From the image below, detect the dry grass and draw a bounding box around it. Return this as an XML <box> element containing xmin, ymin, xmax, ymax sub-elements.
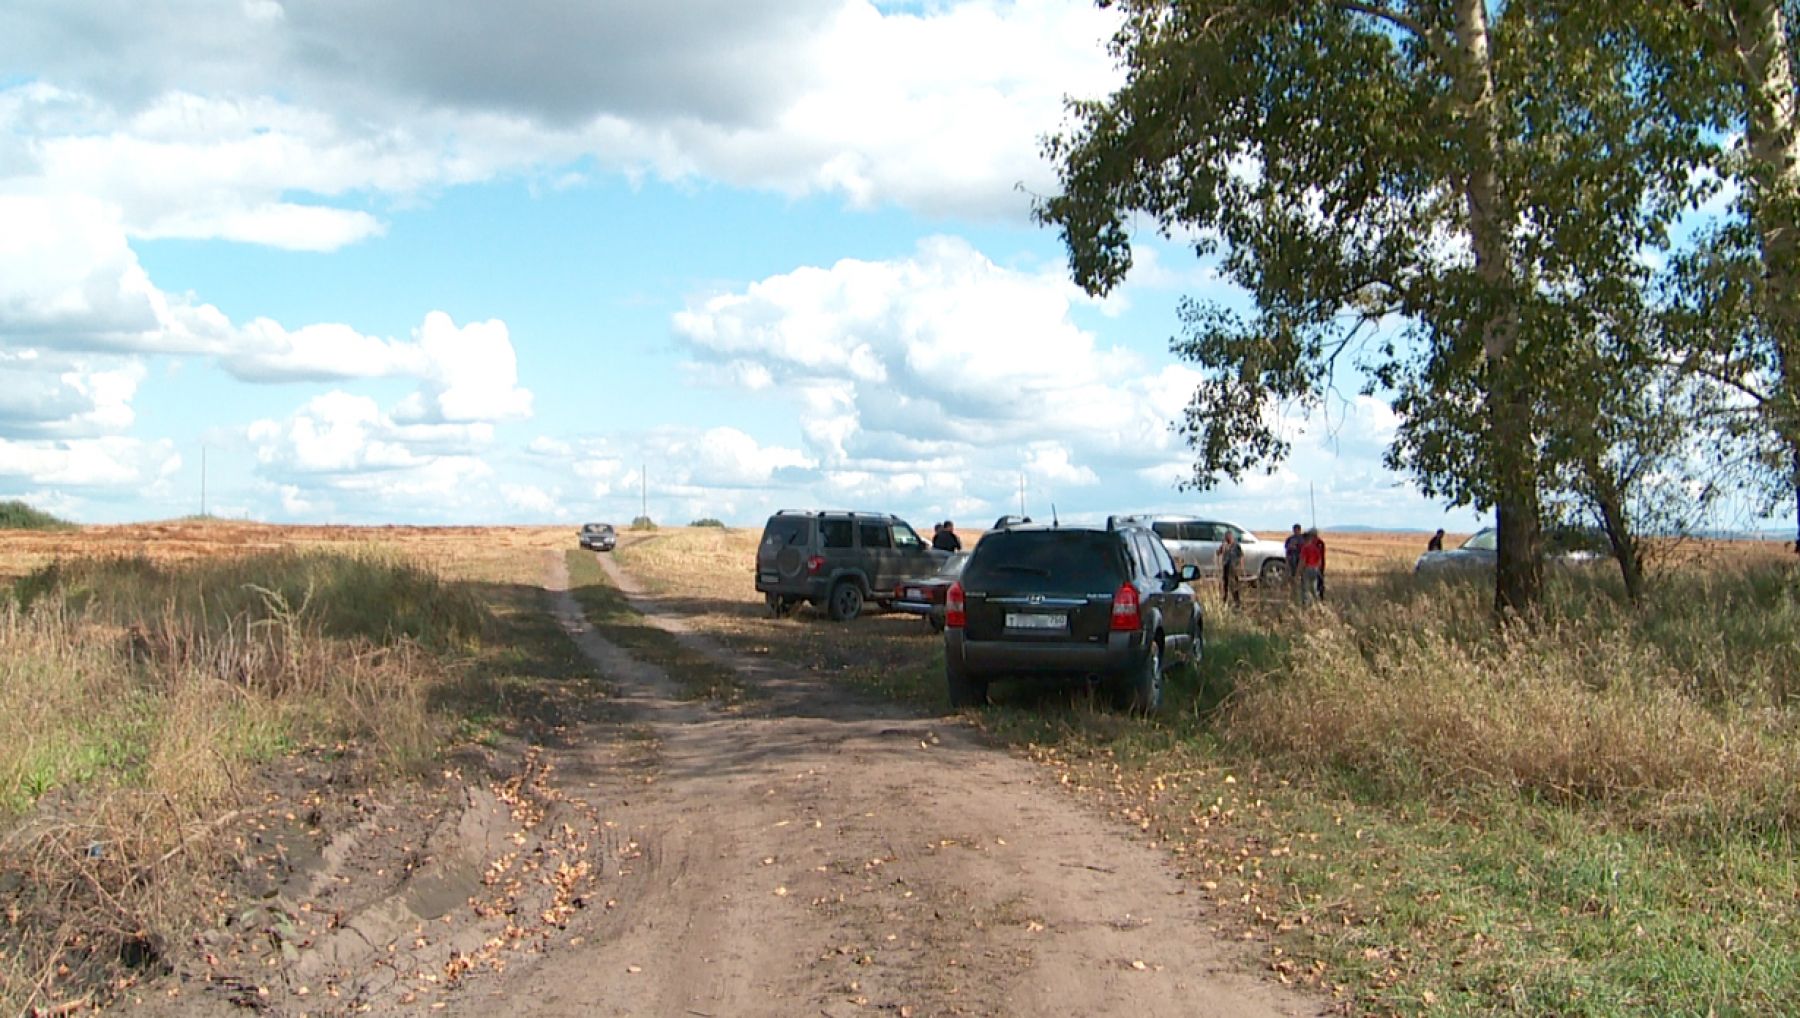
<box><xmin>0</xmin><ymin>544</ymin><xmax>516</xmax><ymax>1013</ymax></box>
<box><xmin>1228</xmin><ymin>614</ymin><xmax>1800</xmax><ymax>830</ymax></box>
<box><xmin>0</xmin><ymin>518</ymin><xmax>579</xmax><ymax>587</ymax></box>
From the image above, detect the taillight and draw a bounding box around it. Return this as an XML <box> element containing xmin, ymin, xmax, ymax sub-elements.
<box><xmin>945</xmin><ymin>582</ymin><xmax>966</xmax><ymax>629</ymax></box>
<box><xmin>1110</xmin><ymin>583</ymin><xmax>1141</xmax><ymax>632</ymax></box>
<box><xmin>806</xmin><ymin>555</ymin><xmax>826</xmax><ymax>575</ymax></box>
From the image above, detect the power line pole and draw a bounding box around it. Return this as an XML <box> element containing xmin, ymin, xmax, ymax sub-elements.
<box><xmin>641</xmin><ymin>463</ymin><xmax>648</xmax><ymax>521</ymax></box>
<box><xmin>201</xmin><ymin>445</ymin><xmax>207</xmax><ymax>518</ymax></box>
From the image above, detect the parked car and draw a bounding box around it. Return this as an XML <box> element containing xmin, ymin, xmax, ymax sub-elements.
<box><xmin>578</xmin><ymin>523</ymin><xmax>616</xmax><ymax>552</ymax></box>
<box><xmin>1413</xmin><ymin>526</ymin><xmax>1610</xmax><ymax>576</ymax></box>
<box><xmin>754</xmin><ymin>510</ymin><xmax>947</xmax><ymax>621</ymax></box>
<box><xmin>1112</xmin><ymin>514</ymin><xmax>1289</xmax><ymax>583</ymax></box>
<box><xmin>890</xmin><ymin>552</ymin><xmax>970</xmax><ymax>630</ymax></box>
<box><xmin>944</xmin><ymin>518</ymin><xmax>1202</xmax><ymax>714</ymax></box>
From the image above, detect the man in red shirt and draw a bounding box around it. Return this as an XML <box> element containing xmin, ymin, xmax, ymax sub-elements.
<box><xmin>1300</xmin><ymin>529</ymin><xmax>1327</xmax><ymax>606</ymax></box>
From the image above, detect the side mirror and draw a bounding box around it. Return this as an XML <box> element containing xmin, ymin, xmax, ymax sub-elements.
<box><xmin>1179</xmin><ymin>564</ymin><xmax>1200</xmax><ymax>582</ymax></box>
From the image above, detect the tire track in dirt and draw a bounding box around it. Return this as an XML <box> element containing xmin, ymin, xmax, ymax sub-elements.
<box><xmin>439</xmin><ymin>550</ymin><xmax>1323</xmax><ymax>1018</ymax></box>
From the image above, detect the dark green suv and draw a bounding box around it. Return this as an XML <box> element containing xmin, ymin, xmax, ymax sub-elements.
<box><xmin>944</xmin><ymin>519</ymin><xmax>1202</xmax><ymax>713</ymax></box>
<box><xmin>754</xmin><ymin>510</ymin><xmax>947</xmax><ymax>621</ymax></box>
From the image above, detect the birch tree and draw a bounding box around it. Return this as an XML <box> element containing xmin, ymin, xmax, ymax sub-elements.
<box><xmin>1038</xmin><ymin>0</ymin><xmax>1702</xmax><ymax>613</ymax></box>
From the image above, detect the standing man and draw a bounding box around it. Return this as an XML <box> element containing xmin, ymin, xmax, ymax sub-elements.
<box><xmin>932</xmin><ymin>520</ymin><xmax>962</xmax><ymax>553</ymax></box>
<box><xmin>1300</xmin><ymin>529</ymin><xmax>1326</xmax><ymax>607</ymax></box>
<box><xmin>1219</xmin><ymin>528</ymin><xmax>1244</xmax><ymax>607</ymax></box>
<box><xmin>1283</xmin><ymin>523</ymin><xmax>1305</xmax><ymax>602</ymax></box>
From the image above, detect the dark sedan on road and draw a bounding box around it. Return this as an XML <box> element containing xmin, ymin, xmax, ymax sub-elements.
<box><xmin>890</xmin><ymin>552</ymin><xmax>969</xmax><ymax>630</ymax></box>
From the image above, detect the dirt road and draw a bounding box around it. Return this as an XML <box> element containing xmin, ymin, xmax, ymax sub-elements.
<box><xmin>425</xmin><ymin>553</ymin><xmax>1316</xmax><ymax>1018</ymax></box>
<box><xmin>127</xmin><ymin>551</ymin><xmax>1320</xmax><ymax>1017</ymax></box>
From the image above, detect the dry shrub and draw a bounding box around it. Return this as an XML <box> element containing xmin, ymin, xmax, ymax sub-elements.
<box><xmin>1226</xmin><ymin>613</ymin><xmax>1800</xmax><ymax>832</ymax></box>
<box><xmin>2</xmin><ymin>784</ymin><xmax>236</xmax><ymax>1013</ymax></box>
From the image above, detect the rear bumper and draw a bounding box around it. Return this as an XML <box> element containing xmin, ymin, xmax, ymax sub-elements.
<box><xmin>755</xmin><ymin>574</ymin><xmax>829</xmax><ymax>601</ymax></box>
<box><xmin>947</xmin><ymin>629</ymin><xmax>1147</xmax><ymax>677</ymax></box>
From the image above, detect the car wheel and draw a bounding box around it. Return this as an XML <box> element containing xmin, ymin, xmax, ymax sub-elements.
<box><xmin>1259</xmin><ymin>559</ymin><xmax>1288</xmax><ymax>585</ymax></box>
<box><xmin>765</xmin><ymin>592</ymin><xmax>795</xmax><ymax>618</ymax></box>
<box><xmin>827</xmin><ymin>581</ymin><xmax>864</xmax><ymax>622</ymax></box>
<box><xmin>946</xmin><ymin>657</ymin><xmax>988</xmax><ymax>708</ymax></box>
<box><xmin>1121</xmin><ymin>641</ymin><xmax>1163</xmax><ymax>716</ymax></box>
<box><xmin>1188</xmin><ymin>613</ymin><xmax>1204</xmax><ymax>665</ymax></box>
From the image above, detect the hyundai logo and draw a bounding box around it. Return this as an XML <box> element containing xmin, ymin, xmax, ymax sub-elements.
<box><xmin>1028</xmin><ymin>594</ymin><xmax>1044</xmax><ymax>604</ymax></box>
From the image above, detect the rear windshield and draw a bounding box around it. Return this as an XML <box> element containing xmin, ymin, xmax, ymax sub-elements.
<box><xmin>962</xmin><ymin>531</ymin><xmax>1123</xmax><ymax>592</ymax></box>
<box><xmin>761</xmin><ymin>516</ymin><xmax>810</xmax><ymax>548</ymax></box>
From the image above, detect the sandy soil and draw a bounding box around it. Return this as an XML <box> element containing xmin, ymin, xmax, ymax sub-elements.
<box><xmin>121</xmin><ymin>545</ymin><xmax>1322</xmax><ymax>1017</ymax></box>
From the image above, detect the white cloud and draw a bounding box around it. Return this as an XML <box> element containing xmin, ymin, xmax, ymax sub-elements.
<box><xmin>0</xmin><ymin>352</ymin><xmax>144</xmax><ymax>438</ymax></box>
<box><xmin>501</xmin><ymin>483</ymin><xmax>569</xmax><ymax>519</ymax></box>
<box><xmin>404</xmin><ymin>312</ymin><xmax>534</xmax><ymax>423</ymax></box>
<box><xmin>1023</xmin><ymin>442</ymin><xmax>1099</xmax><ymax>486</ymax></box>
<box><xmin>0</xmin><ymin>435</ymin><xmax>179</xmax><ymax>488</ymax></box>
<box><xmin>3</xmin><ymin>1</ymin><xmax>1121</xmax><ymax>251</ymax></box>
<box><xmin>246</xmin><ymin>390</ymin><xmax>498</xmax><ymax>487</ymax></box>
<box><xmin>660</xmin><ymin>235</ymin><xmax>1461</xmax><ymax>528</ymax></box>
<box><xmin>674</xmin><ymin>236</ymin><xmax>1181</xmax><ymax>478</ymax></box>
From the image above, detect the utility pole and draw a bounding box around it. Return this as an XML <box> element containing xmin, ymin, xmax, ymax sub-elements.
<box><xmin>641</xmin><ymin>463</ymin><xmax>648</xmax><ymax>521</ymax></box>
<box><xmin>1309</xmin><ymin>482</ymin><xmax>1317</xmax><ymax>530</ymax></box>
<box><xmin>1019</xmin><ymin>472</ymin><xmax>1026</xmax><ymax>517</ymax></box>
<box><xmin>201</xmin><ymin>445</ymin><xmax>207</xmax><ymax>518</ymax></box>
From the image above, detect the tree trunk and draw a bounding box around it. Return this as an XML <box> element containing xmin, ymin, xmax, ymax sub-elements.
<box><xmin>1588</xmin><ymin>465</ymin><xmax>1645</xmax><ymax>602</ymax></box>
<box><xmin>1735</xmin><ymin>0</ymin><xmax>1800</xmax><ymax>552</ymax></box>
<box><xmin>1453</xmin><ymin>0</ymin><xmax>1543</xmax><ymax>614</ymax></box>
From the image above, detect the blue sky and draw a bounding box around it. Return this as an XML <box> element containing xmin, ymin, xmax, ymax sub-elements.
<box><xmin>1</xmin><ymin>0</ymin><xmax>1485</xmax><ymax>532</ymax></box>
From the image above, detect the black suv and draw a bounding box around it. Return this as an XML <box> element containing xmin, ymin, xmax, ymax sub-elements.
<box><xmin>943</xmin><ymin>519</ymin><xmax>1202</xmax><ymax>713</ymax></box>
<box><xmin>755</xmin><ymin>511</ymin><xmax>947</xmax><ymax>621</ymax></box>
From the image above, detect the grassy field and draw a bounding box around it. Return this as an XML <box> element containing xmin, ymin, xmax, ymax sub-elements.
<box><xmin>618</xmin><ymin>525</ymin><xmax>1800</xmax><ymax>1016</ymax></box>
<box><xmin>6</xmin><ymin>516</ymin><xmax>1793</xmax><ymax>1014</ymax></box>
<box><xmin>0</xmin><ymin>523</ymin><xmax>594</xmax><ymax>1013</ymax></box>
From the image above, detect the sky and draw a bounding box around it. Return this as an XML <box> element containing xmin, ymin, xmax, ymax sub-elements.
<box><xmin>0</xmin><ymin>0</ymin><xmax>1487</xmax><ymax>533</ymax></box>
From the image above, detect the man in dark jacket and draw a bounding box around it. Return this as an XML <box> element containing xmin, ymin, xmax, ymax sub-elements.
<box><xmin>1283</xmin><ymin>524</ymin><xmax>1304</xmax><ymax>601</ymax></box>
<box><xmin>931</xmin><ymin>520</ymin><xmax>962</xmax><ymax>552</ymax></box>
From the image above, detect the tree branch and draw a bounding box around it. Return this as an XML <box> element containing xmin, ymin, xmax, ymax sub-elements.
<box><xmin>1331</xmin><ymin>0</ymin><xmax>1433</xmax><ymax>42</ymax></box>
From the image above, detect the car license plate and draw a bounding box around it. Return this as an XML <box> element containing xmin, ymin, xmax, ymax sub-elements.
<box><xmin>1006</xmin><ymin>612</ymin><xmax>1066</xmax><ymax>631</ymax></box>
<box><xmin>906</xmin><ymin>587</ymin><xmax>923</xmax><ymax>599</ymax></box>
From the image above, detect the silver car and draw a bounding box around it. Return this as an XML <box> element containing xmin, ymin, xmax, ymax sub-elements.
<box><xmin>1113</xmin><ymin>514</ymin><xmax>1290</xmax><ymax>584</ymax></box>
<box><xmin>1414</xmin><ymin>527</ymin><xmax>1608</xmax><ymax>576</ymax></box>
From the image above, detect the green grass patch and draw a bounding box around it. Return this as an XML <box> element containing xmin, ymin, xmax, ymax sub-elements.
<box><xmin>564</xmin><ymin>550</ymin><xmax>746</xmax><ymax>703</ymax></box>
<box><xmin>0</xmin><ymin>500</ymin><xmax>72</xmax><ymax>530</ymax></box>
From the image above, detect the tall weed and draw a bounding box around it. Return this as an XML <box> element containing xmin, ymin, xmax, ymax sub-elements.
<box><xmin>1224</xmin><ymin>563</ymin><xmax>1800</xmax><ymax>833</ymax></box>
